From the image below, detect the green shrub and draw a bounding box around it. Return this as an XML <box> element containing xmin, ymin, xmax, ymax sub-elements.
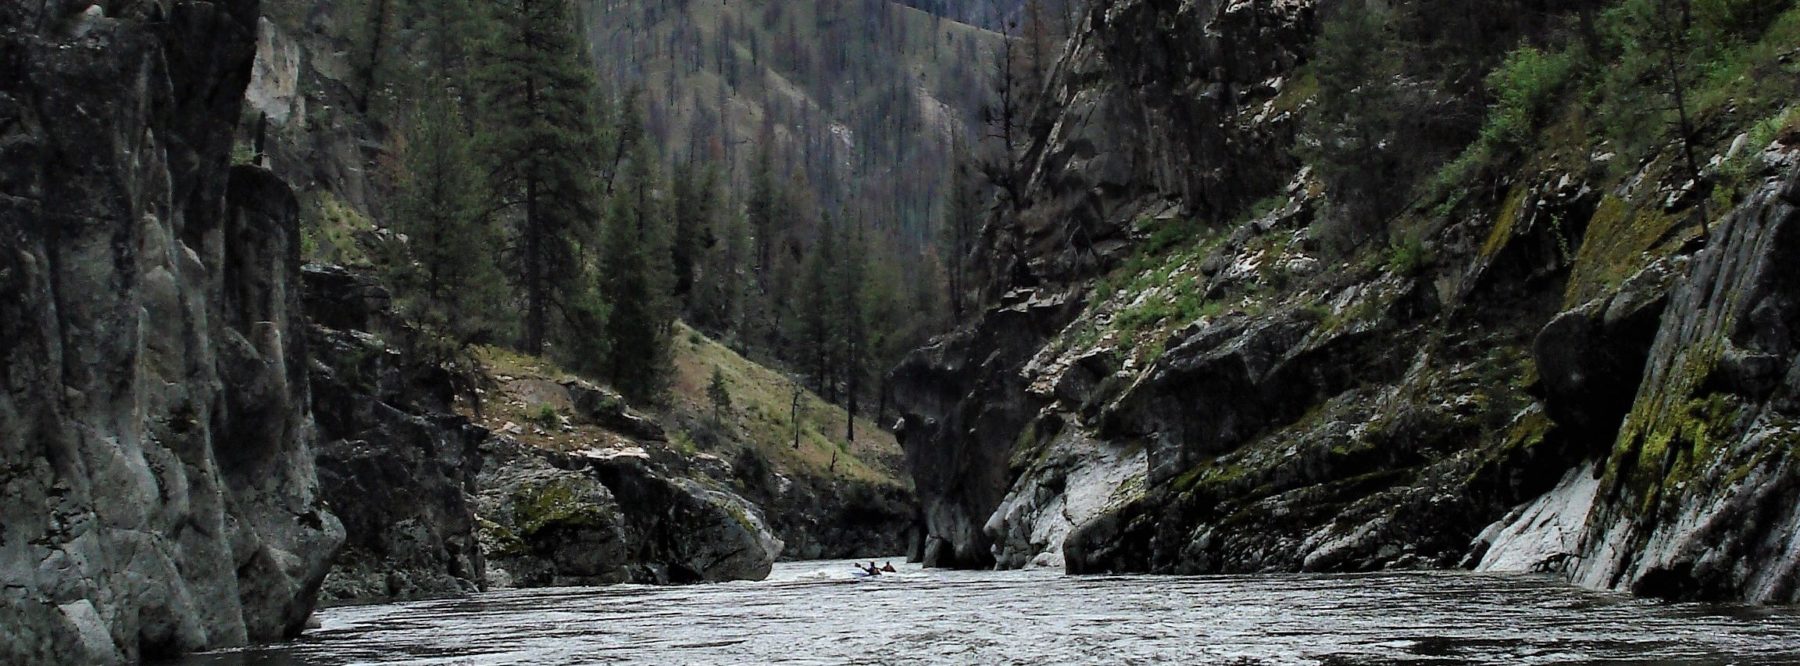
<box><xmin>532</xmin><ymin>404</ymin><xmax>561</xmax><ymax>428</ymax></box>
<box><xmin>1142</xmin><ymin>216</ymin><xmax>1204</xmax><ymax>257</ymax></box>
<box><xmin>1386</xmin><ymin>237</ymin><xmax>1431</xmax><ymax>276</ymax></box>
<box><xmin>1714</xmin><ymin>105</ymin><xmax>1800</xmax><ymax>204</ymax></box>
<box><xmin>1482</xmin><ymin>47</ymin><xmax>1577</xmax><ymax>149</ymax></box>
<box><xmin>1423</xmin><ymin>46</ymin><xmax>1575</xmax><ymax>210</ymax></box>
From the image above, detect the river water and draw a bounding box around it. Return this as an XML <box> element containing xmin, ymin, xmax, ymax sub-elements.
<box><xmin>167</xmin><ymin>559</ymin><xmax>1800</xmax><ymax>665</ymax></box>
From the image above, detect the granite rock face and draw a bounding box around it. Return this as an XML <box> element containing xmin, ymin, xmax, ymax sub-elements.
<box><xmin>0</xmin><ymin>2</ymin><xmax>343</xmax><ymax>661</ymax></box>
<box><xmin>895</xmin><ymin>0</ymin><xmax>1324</xmax><ymax>573</ymax></box>
<box><xmin>1563</xmin><ymin>164</ymin><xmax>1800</xmax><ymax>602</ymax></box>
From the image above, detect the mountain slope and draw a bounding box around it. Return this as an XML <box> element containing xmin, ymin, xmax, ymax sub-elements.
<box><xmin>582</xmin><ymin>0</ymin><xmax>999</xmax><ymax>245</ymax></box>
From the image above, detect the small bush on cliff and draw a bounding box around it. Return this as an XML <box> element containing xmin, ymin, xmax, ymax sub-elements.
<box><xmin>1483</xmin><ymin>47</ymin><xmax>1579</xmax><ymax>150</ymax></box>
<box><xmin>1385</xmin><ymin>236</ymin><xmax>1432</xmax><ymax>277</ymax></box>
<box><xmin>532</xmin><ymin>404</ymin><xmax>561</xmax><ymax>429</ymax></box>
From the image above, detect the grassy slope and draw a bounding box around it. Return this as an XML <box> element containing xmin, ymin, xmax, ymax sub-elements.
<box><xmin>667</xmin><ymin>322</ymin><xmax>908</xmax><ymax>488</ymax></box>
<box><xmin>473</xmin><ymin>322</ymin><xmax>909</xmax><ymax>491</ymax></box>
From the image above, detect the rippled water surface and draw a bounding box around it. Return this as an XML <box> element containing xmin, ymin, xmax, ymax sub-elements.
<box><xmin>168</xmin><ymin>560</ymin><xmax>1800</xmax><ymax>665</ymax></box>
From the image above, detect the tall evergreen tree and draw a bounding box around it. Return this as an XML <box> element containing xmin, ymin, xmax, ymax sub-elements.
<box><xmin>352</xmin><ymin>0</ymin><xmax>400</xmax><ymax>114</ymax></box>
<box><xmin>692</xmin><ymin>208</ymin><xmax>749</xmax><ymax>339</ymax></box>
<box><xmin>476</xmin><ymin>0</ymin><xmax>601</xmax><ymax>355</ymax></box>
<box><xmin>671</xmin><ymin>159</ymin><xmax>719</xmax><ymax>305</ymax></box>
<box><xmin>839</xmin><ymin>222</ymin><xmax>871</xmax><ymax>441</ymax></box>
<box><xmin>940</xmin><ymin>145</ymin><xmax>982</xmax><ymax>323</ymax></box>
<box><xmin>410</xmin><ymin>0</ymin><xmax>483</xmax><ymax>120</ymax></box>
<box><xmin>746</xmin><ymin>142</ymin><xmax>780</xmax><ymax>280</ymax></box>
<box><xmin>1300</xmin><ymin>1</ymin><xmax>1406</xmax><ymax>241</ymax></box>
<box><xmin>598</xmin><ymin>110</ymin><xmax>676</xmax><ymax>400</ymax></box>
<box><xmin>387</xmin><ymin>90</ymin><xmax>506</xmax><ymax>345</ymax></box>
<box><xmin>797</xmin><ymin>214</ymin><xmax>841</xmax><ymax>397</ymax></box>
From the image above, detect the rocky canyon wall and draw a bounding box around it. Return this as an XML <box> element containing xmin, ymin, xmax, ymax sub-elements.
<box><xmin>894</xmin><ymin>0</ymin><xmax>1800</xmax><ymax>604</ymax></box>
<box><xmin>0</xmin><ymin>1</ymin><xmax>344</xmax><ymax>662</ymax></box>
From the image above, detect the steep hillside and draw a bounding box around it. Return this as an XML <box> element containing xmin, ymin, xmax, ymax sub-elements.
<box><xmin>235</xmin><ymin>0</ymin><xmax>924</xmax><ymax>601</ymax></box>
<box><xmin>583</xmin><ymin>0</ymin><xmax>998</xmax><ymax>241</ymax></box>
<box><xmin>894</xmin><ymin>0</ymin><xmax>1800</xmax><ymax>605</ymax></box>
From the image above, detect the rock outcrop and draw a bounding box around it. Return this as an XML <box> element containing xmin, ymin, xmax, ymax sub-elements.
<box><xmin>304</xmin><ymin>265</ymin><xmax>488</xmax><ymax>603</ymax></box>
<box><xmin>893</xmin><ymin>290</ymin><xmax>1079</xmax><ymax>567</ymax></box>
<box><xmin>477</xmin><ymin>438</ymin><xmax>783</xmax><ymax>586</ymax></box>
<box><xmin>0</xmin><ymin>3</ymin><xmax>343</xmax><ymax>662</ymax></box>
<box><xmin>1532</xmin><ymin>159</ymin><xmax>1800</xmax><ymax>602</ymax></box>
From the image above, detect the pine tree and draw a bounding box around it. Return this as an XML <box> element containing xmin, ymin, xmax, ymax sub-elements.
<box><xmin>352</xmin><ymin>0</ymin><xmax>399</xmax><ymax>114</ymax></box>
<box><xmin>387</xmin><ymin>89</ymin><xmax>506</xmax><ymax>346</ymax></box>
<box><xmin>839</xmin><ymin>223</ymin><xmax>871</xmax><ymax>442</ymax></box>
<box><xmin>707</xmin><ymin>366</ymin><xmax>732</xmax><ymax>427</ymax></box>
<box><xmin>597</xmin><ymin>114</ymin><xmax>676</xmax><ymax>401</ymax></box>
<box><xmin>692</xmin><ymin>208</ymin><xmax>749</xmax><ymax>338</ymax></box>
<box><xmin>1300</xmin><ymin>1</ymin><xmax>1406</xmax><ymax>242</ymax></box>
<box><xmin>940</xmin><ymin>144</ymin><xmax>982</xmax><ymax>323</ymax></box>
<box><xmin>797</xmin><ymin>214</ymin><xmax>841</xmax><ymax>397</ymax></box>
<box><xmin>1598</xmin><ymin>0</ymin><xmax>1743</xmax><ymax>237</ymax></box>
<box><xmin>980</xmin><ymin>6</ymin><xmax>1027</xmax><ymax>208</ymax></box>
<box><xmin>409</xmin><ymin>0</ymin><xmax>483</xmax><ymax>120</ymax></box>
<box><xmin>746</xmin><ymin>142</ymin><xmax>780</xmax><ymax>280</ymax></box>
<box><xmin>671</xmin><ymin>159</ymin><xmax>719</xmax><ymax>306</ymax></box>
<box><xmin>476</xmin><ymin>0</ymin><xmax>601</xmax><ymax>355</ymax></box>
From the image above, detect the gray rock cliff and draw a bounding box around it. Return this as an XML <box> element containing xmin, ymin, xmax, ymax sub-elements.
<box><xmin>894</xmin><ymin>0</ymin><xmax>1800</xmax><ymax>606</ymax></box>
<box><xmin>0</xmin><ymin>1</ymin><xmax>344</xmax><ymax>661</ymax></box>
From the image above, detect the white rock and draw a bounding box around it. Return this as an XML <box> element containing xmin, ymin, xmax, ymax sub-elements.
<box><xmin>1476</xmin><ymin>462</ymin><xmax>1600</xmax><ymax>573</ymax></box>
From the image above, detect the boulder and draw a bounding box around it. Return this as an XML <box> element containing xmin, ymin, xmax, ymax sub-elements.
<box><xmin>563</xmin><ymin>379</ymin><xmax>667</xmax><ymax>442</ymax></box>
<box><xmin>589</xmin><ymin>453</ymin><xmax>783</xmax><ymax>583</ymax></box>
<box><xmin>476</xmin><ymin>440</ymin><xmax>631</xmax><ymax>586</ymax></box>
<box><xmin>476</xmin><ymin>439</ymin><xmax>783</xmax><ymax>586</ymax></box>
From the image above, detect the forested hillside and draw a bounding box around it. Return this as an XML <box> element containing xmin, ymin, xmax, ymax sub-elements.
<box><xmin>897</xmin><ymin>0</ymin><xmax>1078</xmax><ymax>31</ymax></box>
<box><xmin>249</xmin><ymin>0</ymin><xmax>1017</xmax><ymax>415</ymax></box>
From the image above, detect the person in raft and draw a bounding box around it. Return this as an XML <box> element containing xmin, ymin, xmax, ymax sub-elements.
<box><xmin>858</xmin><ymin>562</ymin><xmax>881</xmax><ymax>576</ymax></box>
<box><xmin>880</xmin><ymin>562</ymin><xmax>897</xmax><ymax>573</ymax></box>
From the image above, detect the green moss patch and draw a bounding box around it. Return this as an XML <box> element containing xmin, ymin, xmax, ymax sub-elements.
<box><xmin>1565</xmin><ymin>195</ymin><xmax>1688</xmax><ymax>306</ymax></box>
<box><xmin>515</xmin><ymin>478</ymin><xmax>612</xmax><ymax>538</ymax></box>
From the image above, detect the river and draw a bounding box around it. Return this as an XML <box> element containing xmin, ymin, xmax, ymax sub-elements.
<box><xmin>164</xmin><ymin>559</ymin><xmax>1800</xmax><ymax>665</ymax></box>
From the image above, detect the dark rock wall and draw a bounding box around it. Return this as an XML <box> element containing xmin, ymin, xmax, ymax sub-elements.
<box><xmin>0</xmin><ymin>2</ymin><xmax>343</xmax><ymax>661</ymax></box>
<box><xmin>896</xmin><ymin>0</ymin><xmax>1321</xmax><ymax>572</ymax></box>
<box><xmin>895</xmin><ymin>0</ymin><xmax>1800</xmax><ymax>606</ymax></box>
<box><xmin>892</xmin><ymin>291</ymin><xmax>1079</xmax><ymax>567</ymax></box>
<box><xmin>304</xmin><ymin>266</ymin><xmax>489</xmax><ymax>603</ymax></box>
